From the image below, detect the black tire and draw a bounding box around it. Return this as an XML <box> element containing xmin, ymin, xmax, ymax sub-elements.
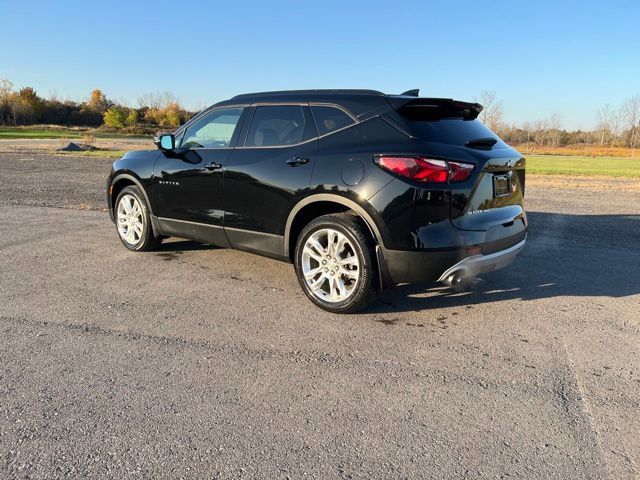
<box><xmin>294</xmin><ymin>213</ymin><xmax>379</xmax><ymax>313</ymax></box>
<box><xmin>114</xmin><ymin>185</ymin><xmax>162</xmax><ymax>251</ymax></box>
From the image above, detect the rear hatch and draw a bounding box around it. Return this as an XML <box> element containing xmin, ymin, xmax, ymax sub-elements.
<box><xmin>384</xmin><ymin>96</ymin><xmax>526</xmax><ymax>234</ymax></box>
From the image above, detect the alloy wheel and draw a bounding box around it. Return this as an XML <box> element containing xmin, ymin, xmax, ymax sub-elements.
<box><xmin>301</xmin><ymin>228</ymin><xmax>360</xmax><ymax>303</ymax></box>
<box><xmin>116</xmin><ymin>194</ymin><xmax>144</xmax><ymax>245</ymax></box>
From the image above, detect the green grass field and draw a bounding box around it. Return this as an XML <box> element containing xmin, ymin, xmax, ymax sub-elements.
<box><xmin>526</xmin><ymin>155</ymin><xmax>640</xmax><ymax>178</ymax></box>
<box><xmin>0</xmin><ymin>127</ymin><xmax>146</xmax><ymax>139</ymax></box>
<box><xmin>0</xmin><ymin>127</ymin><xmax>83</xmax><ymax>139</ymax></box>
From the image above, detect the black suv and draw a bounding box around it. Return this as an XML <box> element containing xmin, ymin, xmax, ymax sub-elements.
<box><xmin>107</xmin><ymin>89</ymin><xmax>526</xmax><ymax>313</ymax></box>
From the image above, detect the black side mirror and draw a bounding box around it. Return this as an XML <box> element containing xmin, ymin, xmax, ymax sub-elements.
<box><xmin>154</xmin><ymin>133</ymin><xmax>175</xmax><ymax>151</ymax></box>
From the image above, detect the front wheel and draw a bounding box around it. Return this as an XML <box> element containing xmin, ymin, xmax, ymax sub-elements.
<box><xmin>294</xmin><ymin>213</ymin><xmax>379</xmax><ymax>313</ymax></box>
<box><xmin>114</xmin><ymin>185</ymin><xmax>162</xmax><ymax>251</ymax></box>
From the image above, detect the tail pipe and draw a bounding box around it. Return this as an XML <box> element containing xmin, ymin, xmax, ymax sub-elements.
<box><xmin>438</xmin><ymin>238</ymin><xmax>527</xmax><ymax>287</ymax></box>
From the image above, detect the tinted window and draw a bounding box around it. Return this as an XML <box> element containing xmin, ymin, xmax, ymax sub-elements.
<box><xmin>180</xmin><ymin>108</ymin><xmax>243</xmax><ymax>148</ymax></box>
<box><xmin>311</xmin><ymin>106</ymin><xmax>355</xmax><ymax>136</ymax></box>
<box><xmin>246</xmin><ymin>106</ymin><xmax>305</xmax><ymax>147</ymax></box>
<box><xmin>405</xmin><ymin>118</ymin><xmax>506</xmax><ymax>147</ymax></box>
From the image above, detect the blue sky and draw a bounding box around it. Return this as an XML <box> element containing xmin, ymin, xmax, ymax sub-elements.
<box><xmin>1</xmin><ymin>0</ymin><xmax>638</xmax><ymax>129</ymax></box>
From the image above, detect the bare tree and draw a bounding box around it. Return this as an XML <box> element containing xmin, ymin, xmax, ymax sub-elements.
<box><xmin>610</xmin><ymin>106</ymin><xmax>624</xmax><ymax>147</ymax></box>
<box><xmin>532</xmin><ymin>118</ymin><xmax>550</xmax><ymax>147</ymax></box>
<box><xmin>547</xmin><ymin>114</ymin><xmax>562</xmax><ymax>147</ymax></box>
<box><xmin>521</xmin><ymin>121</ymin><xmax>532</xmax><ymax>151</ymax></box>
<box><xmin>622</xmin><ymin>95</ymin><xmax>640</xmax><ymax>155</ymax></box>
<box><xmin>138</xmin><ymin>91</ymin><xmax>179</xmax><ymax>110</ymax></box>
<box><xmin>476</xmin><ymin>91</ymin><xmax>504</xmax><ymax>131</ymax></box>
<box><xmin>596</xmin><ymin>105</ymin><xmax>613</xmax><ymax>146</ymax></box>
<box><xmin>0</xmin><ymin>79</ymin><xmax>15</xmax><ymax>125</ymax></box>
<box><xmin>0</xmin><ymin>79</ymin><xmax>13</xmax><ymax>97</ymax></box>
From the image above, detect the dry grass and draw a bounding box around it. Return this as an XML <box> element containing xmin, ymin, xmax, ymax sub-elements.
<box><xmin>527</xmin><ymin>174</ymin><xmax>640</xmax><ymax>192</ymax></box>
<box><xmin>81</xmin><ymin>133</ymin><xmax>96</xmax><ymax>147</ymax></box>
<box><xmin>53</xmin><ymin>150</ymin><xmax>126</xmax><ymax>158</ymax></box>
<box><xmin>514</xmin><ymin>144</ymin><xmax>638</xmax><ymax>158</ymax></box>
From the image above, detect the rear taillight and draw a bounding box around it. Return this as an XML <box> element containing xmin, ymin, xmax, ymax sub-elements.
<box><xmin>448</xmin><ymin>161</ymin><xmax>475</xmax><ymax>182</ymax></box>
<box><xmin>376</xmin><ymin>156</ymin><xmax>474</xmax><ymax>183</ymax></box>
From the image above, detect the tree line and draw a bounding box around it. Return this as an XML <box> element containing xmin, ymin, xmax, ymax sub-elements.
<box><xmin>1</xmin><ymin>80</ymin><xmax>639</xmax><ymax>152</ymax></box>
<box><xmin>0</xmin><ymin>79</ymin><xmax>193</xmax><ymax>133</ymax></box>
<box><xmin>477</xmin><ymin>90</ymin><xmax>640</xmax><ymax>152</ymax></box>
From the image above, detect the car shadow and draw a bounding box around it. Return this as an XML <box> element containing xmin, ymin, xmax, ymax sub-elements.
<box><xmin>368</xmin><ymin>211</ymin><xmax>640</xmax><ymax>313</ymax></box>
<box><xmin>149</xmin><ymin>212</ymin><xmax>640</xmax><ymax>312</ymax></box>
<box><xmin>157</xmin><ymin>240</ymin><xmax>219</xmax><ymax>252</ymax></box>
<box><xmin>153</xmin><ymin>240</ymin><xmax>219</xmax><ymax>261</ymax></box>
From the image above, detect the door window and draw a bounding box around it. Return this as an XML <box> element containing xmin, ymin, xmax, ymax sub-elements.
<box><xmin>311</xmin><ymin>106</ymin><xmax>355</xmax><ymax>136</ymax></box>
<box><xmin>180</xmin><ymin>108</ymin><xmax>243</xmax><ymax>149</ymax></box>
<box><xmin>245</xmin><ymin>106</ymin><xmax>306</xmax><ymax>147</ymax></box>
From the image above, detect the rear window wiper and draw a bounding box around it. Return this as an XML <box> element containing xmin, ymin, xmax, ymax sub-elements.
<box><xmin>465</xmin><ymin>137</ymin><xmax>498</xmax><ymax>149</ymax></box>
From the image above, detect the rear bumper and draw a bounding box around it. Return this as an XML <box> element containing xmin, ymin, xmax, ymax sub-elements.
<box><xmin>379</xmin><ymin>231</ymin><xmax>526</xmax><ymax>285</ymax></box>
<box><xmin>437</xmin><ymin>238</ymin><xmax>526</xmax><ymax>284</ymax></box>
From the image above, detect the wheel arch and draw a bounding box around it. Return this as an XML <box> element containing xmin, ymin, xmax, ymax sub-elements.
<box><xmin>284</xmin><ymin>194</ymin><xmax>384</xmax><ymax>259</ymax></box>
<box><xmin>109</xmin><ymin>173</ymin><xmax>162</xmax><ymax>236</ymax></box>
<box><xmin>109</xmin><ymin>173</ymin><xmax>153</xmax><ymax>215</ymax></box>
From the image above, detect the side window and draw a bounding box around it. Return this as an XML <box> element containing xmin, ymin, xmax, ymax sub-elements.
<box><xmin>180</xmin><ymin>108</ymin><xmax>243</xmax><ymax>149</ymax></box>
<box><xmin>246</xmin><ymin>106</ymin><xmax>305</xmax><ymax>147</ymax></box>
<box><xmin>311</xmin><ymin>106</ymin><xmax>355</xmax><ymax>136</ymax></box>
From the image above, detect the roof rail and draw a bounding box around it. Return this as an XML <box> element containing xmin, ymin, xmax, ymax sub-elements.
<box><xmin>230</xmin><ymin>89</ymin><xmax>385</xmax><ymax>100</ymax></box>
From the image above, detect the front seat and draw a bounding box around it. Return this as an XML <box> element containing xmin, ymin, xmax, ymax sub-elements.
<box><xmin>253</xmin><ymin>128</ymin><xmax>280</xmax><ymax>146</ymax></box>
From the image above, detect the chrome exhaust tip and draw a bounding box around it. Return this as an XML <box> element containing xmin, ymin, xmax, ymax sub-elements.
<box><xmin>443</xmin><ymin>270</ymin><xmax>464</xmax><ymax>287</ymax></box>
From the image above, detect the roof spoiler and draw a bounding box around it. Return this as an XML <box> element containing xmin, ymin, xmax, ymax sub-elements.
<box><xmin>387</xmin><ymin>96</ymin><xmax>484</xmax><ymax>120</ymax></box>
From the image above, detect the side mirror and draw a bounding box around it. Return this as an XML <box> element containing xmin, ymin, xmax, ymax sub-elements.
<box><xmin>155</xmin><ymin>133</ymin><xmax>175</xmax><ymax>151</ymax></box>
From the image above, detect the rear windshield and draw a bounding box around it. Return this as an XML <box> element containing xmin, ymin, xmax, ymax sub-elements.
<box><xmin>405</xmin><ymin>118</ymin><xmax>506</xmax><ymax>147</ymax></box>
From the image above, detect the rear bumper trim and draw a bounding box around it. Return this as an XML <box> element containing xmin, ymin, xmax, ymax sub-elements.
<box><xmin>438</xmin><ymin>238</ymin><xmax>526</xmax><ymax>284</ymax></box>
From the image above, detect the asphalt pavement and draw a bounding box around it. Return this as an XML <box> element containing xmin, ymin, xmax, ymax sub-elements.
<box><xmin>1</xmin><ymin>153</ymin><xmax>639</xmax><ymax>479</ymax></box>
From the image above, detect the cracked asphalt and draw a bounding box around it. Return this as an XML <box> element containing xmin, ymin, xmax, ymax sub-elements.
<box><xmin>1</xmin><ymin>153</ymin><xmax>639</xmax><ymax>479</ymax></box>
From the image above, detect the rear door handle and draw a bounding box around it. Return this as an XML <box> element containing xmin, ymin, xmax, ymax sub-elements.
<box><xmin>286</xmin><ymin>157</ymin><xmax>310</xmax><ymax>167</ymax></box>
<box><xmin>204</xmin><ymin>162</ymin><xmax>222</xmax><ymax>171</ymax></box>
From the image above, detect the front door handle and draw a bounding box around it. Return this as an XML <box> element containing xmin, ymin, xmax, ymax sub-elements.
<box><xmin>286</xmin><ymin>157</ymin><xmax>310</xmax><ymax>167</ymax></box>
<box><xmin>204</xmin><ymin>162</ymin><xmax>222</xmax><ymax>171</ymax></box>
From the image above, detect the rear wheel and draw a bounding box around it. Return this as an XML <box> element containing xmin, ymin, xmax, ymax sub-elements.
<box><xmin>114</xmin><ymin>185</ymin><xmax>162</xmax><ymax>251</ymax></box>
<box><xmin>294</xmin><ymin>214</ymin><xmax>379</xmax><ymax>313</ymax></box>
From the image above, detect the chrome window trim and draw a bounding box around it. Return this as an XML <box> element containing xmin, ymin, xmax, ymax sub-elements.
<box><xmin>180</xmin><ymin>102</ymin><xmax>364</xmax><ymax>151</ymax></box>
<box><xmin>235</xmin><ymin>102</ymin><xmax>363</xmax><ymax>150</ymax></box>
<box><xmin>235</xmin><ymin>137</ymin><xmax>317</xmax><ymax>150</ymax></box>
<box><xmin>250</xmin><ymin>102</ymin><xmax>308</xmax><ymax>107</ymax></box>
<box><xmin>309</xmin><ymin>103</ymin><xmax>359</xmax><ymax>123</ymax></box>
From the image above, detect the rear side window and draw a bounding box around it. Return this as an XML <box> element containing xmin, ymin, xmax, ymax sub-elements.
<box><xmin>246</xmin><ymin>106</ymin><xmax>305</xmax><ymax>147</ymax></box>
<box><xmin>311</xmin><ymin>106</ymin><xmax>355</xmax><ymax>136</ymax></box>
<box><xmin>404</xmin><ymin>118</ymin><xmax>505</xmax><ymax>147</ymax></box>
